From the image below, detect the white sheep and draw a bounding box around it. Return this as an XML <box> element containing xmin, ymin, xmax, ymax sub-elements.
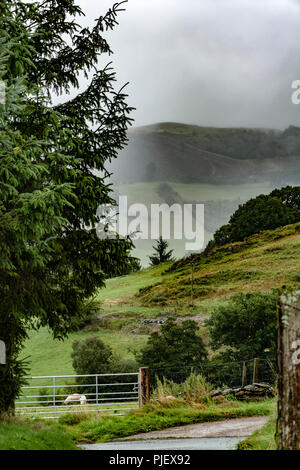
<box><xmin>63</xmin><ymin>394</ymin><xmax>87</xmax><ymax>406</ymax></box>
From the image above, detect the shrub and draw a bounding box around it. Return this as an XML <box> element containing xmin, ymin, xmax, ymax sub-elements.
<box><xmin>206</xmin><ymin>291</ymin><xmax>278</xmax><ymax>386</ymax></box>
<box><xmin>182</xmin><ymin>372</ymin><xmax>212</xmax><ymax>404</ymax></box>
<box><xmin>71</xmin><ymin>336</ymin><xmax>113</xmax><ymax>376</ymax></box>
<box><xmin>71</xmin><ymin>336</ymin><xmax>138</xmax><ymax>400</ymax></box>
<box><xmin>136</xmin><ymin>318</ymin><xmax>207</xmax><ymax>387</ymax></box>
<box><xmin>207</xmin><ymin>291</ymin><xmax>278</xmax><ymax>361</ymax></box>
<box><xmin>151</xmin><ymin>372</ymin><xmax>212</xmax><ymax>406</ymax></box>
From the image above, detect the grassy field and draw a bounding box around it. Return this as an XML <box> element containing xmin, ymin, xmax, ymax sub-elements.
<box><xmin>0</xmin><ymin>398</ymin><xmax>275</xmax><ymax>449</ymax></box>
<box><xmin>0</xmin><ymin>416</ymin><xmax>77</xmax><ymax>450</ymax></box>
<box><xmin>118</xmin><ymin>181</ymin><xmax>273</xmax><ymax>206</ymax></box>
<box><xmin>21</xmin><ymin>328</ymin><xmax>147</xmax><ymax>377</ymax></box>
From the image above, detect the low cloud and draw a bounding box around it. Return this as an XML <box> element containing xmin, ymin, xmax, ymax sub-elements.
<box><xmin>60</xmin><ymin>0</ymin><xmax>300</xmax><ymax>129</ymax></box>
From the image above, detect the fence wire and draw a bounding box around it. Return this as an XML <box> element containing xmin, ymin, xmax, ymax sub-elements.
<box><xmin>149</xmin><ymin>358</ymin><xmax>277</xmax><ymax>390</ymax></box>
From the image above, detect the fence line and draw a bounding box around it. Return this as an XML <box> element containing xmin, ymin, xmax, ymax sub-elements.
<box><xmin>15</xmin><ymin>371</ymin><xmax>140</xmax><ymax>419</ymax></box>
<box><xmin>15</xmin><ymin>358</ymin><xmax>277</xmax><ymax>419</ymax></box>
<box><xmin>149</xmin><ymin>357</ymin><xmax>277</xmax><ymax>389</ymax></box>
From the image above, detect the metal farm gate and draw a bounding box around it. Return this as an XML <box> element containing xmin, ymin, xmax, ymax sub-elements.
<box><xmin>15</xmin><ymin>372</ymin><xmax>140</xmax><ymax>419</ymax></box>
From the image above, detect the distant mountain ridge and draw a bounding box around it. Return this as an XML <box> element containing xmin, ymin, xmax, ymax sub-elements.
<box><xmin>109</xmin><ymin>122</ymin><xmax>300</xmax><ymax>185</ymax></box>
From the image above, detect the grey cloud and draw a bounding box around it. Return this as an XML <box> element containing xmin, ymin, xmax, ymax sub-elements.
<box><xmin>59</xmin><ymin>0</ymin><xmax>300</xmax><ymax>129</ymax></box>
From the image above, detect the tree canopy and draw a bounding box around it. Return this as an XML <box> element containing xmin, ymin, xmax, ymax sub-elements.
<box><xmin>208</xmin><ymin>186</ymin><xmax>300</xmax><ymax>248</ymax></box>
<box><xmin>207</xmin><ymin>291</ymin><xmax>278</xmax><ymax>361</ymax></box>
<box><xmin>137</xmin><ymin>318</ymin><xmax>207</xmax><ymax>386</ymax></box>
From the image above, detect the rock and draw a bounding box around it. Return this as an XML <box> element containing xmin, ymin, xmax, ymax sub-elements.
<box><xmin>209</xmin><ymin>383</ymin><xmax>274</xmax><ymax>401</ymax></box>
<box><xmin>221</xmin><ymin>388</ymin><xmax>232</xmax><ymax>395</ymax></box>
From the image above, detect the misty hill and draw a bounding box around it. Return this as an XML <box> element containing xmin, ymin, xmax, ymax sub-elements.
<box><xmin>109</xmin><ymin>122</ymin><xmax>300</xmax><ymax>185</ymax></box>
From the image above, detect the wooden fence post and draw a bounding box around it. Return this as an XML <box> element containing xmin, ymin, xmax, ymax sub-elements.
<box><xmin>276</xmin><ymin>290</ymin><xmax>300</xmax><ymax>450</ymax></box>
<box><xmin>252</xmin><ymin>358</ymin><xmax>259</xmax><ymax>383</ymax></box>
<box><xmin>241</xmin><ymin>361</ymin><xmax>247</xmax><ymax>387</ymax></box>
<box><xmin>139</xmin><ymin>367</ymin><xmax>150</xmax><ymax>407</ymax></box>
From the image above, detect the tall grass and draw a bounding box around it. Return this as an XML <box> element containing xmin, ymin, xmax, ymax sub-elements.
<box><xmin>152</xmin><ymin>372</ymin><xmax>213</xmax><ymax>406</ymax></box>
<box><xmin>0</xmin><ymin>414</ymin><xmax>78</xmax><ymax>450</ymax></box>
<box><xmin>237</xmin><ymin>413</ymin><xmax>277</xmax><ymax>450</ymax></box>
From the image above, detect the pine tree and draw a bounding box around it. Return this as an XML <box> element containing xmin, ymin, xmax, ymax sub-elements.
<box><xmin>149</xmin><ymin>236</ymin><xmax>175</xmax><ymax>266</ymax></box>
<box><xmin>0</xmin><ymin>1</ymin><xmax>134</xmax><ymax>412</ymax></box>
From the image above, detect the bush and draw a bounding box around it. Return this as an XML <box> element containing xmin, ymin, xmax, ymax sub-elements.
<box><xmin>207</xmin><ymin>291</ymin><xmax>278</xmax><ymax>361</ymax></box>
<box><xmin>71</xmin><ymin>336</ymin><xmax>113</xmax><ymax>376</ymax></box>
<box><xmin>136</xmin><ymin>318</ymin><xmax>207</xmax><ymax>387</ymax></box>
<box><xmin>206</xmin><ymin>291</ymin><xmax>278</xmax><ymax>386</ymax></box>
<box><xmin>71</xmin><ymin>336</ymin><xmax>138</xmax><ymax>400</ymax></box>
<box><xmin>182</xmin><ymin>372</ymin><xmax>212</xmax><ymax>404</ymax></box>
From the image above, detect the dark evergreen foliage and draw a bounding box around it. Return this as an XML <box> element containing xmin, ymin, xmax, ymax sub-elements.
<box><xmin>0</xmin><ymin>1</ymin><xmax>134</xmax><ymax>412</ymax></box>
<box><xmin>149</xmin><ymin>236</ymin><xmax>175</xmax><ymax>266</ymax></box>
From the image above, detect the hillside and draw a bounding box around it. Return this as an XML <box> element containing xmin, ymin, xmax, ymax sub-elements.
<box><xmin>108</xmin><ymin>122</ymin><xmax>300</xmax><ymax>186</ymax></box>
<box><xmin>22</xmin><ymin>223</ymin><xmax>300</xmax><ymax>376</ymax></box>
<box><xmin>97</xmin><ymin>223</ymin><xmax>300</xmax><ymax>313</ymax></box>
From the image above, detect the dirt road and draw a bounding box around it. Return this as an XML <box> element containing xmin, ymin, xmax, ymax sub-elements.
<box><xmin>120</xmin><ymin>416</ymin><xmax>268</xmax><ymax>440</ymax></box>
<box><xmin>80</xmin><ymin>416</ymin><xmax>268</xmax><ymax>450</ymax></box>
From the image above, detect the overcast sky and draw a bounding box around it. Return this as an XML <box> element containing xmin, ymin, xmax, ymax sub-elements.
<box><xmin>59</xmin><ymin>0</ymin><xmax>300</xmax><ymax>130</ymax></box>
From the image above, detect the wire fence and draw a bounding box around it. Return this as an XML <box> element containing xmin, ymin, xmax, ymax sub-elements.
<box><xmin>12</xmin><ymin>357</ymin><xmax>277</xmax><ymax>418</ymax></box>
<box><xmin>149</xmin><ymin>358</ymin><xmax>277</xmax><ymax>390</ymax></box>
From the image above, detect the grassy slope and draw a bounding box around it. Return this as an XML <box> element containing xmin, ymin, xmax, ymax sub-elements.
<box><xmin>237</xmin><ymin>414</ymin><xmax>277</xmax><ymax>450</ymax></box>
<box><xmin>22</xmin><ymin>223</ymin><xmax>300</xmax><ymax>377</ymax></box>
<box><xmin>21</xmin><ymin>328</ymin><xmax>148</xmax><ymax>377</ymax></box>
<box><xmin>137</xmin><ymin>223</ymin><xmax>300</xmax><ymax>308</ymax></box>
<box><xmin>0</xmin><ymin>418</ymin><xmax>77</xmax><ymax>450</ymax></box>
